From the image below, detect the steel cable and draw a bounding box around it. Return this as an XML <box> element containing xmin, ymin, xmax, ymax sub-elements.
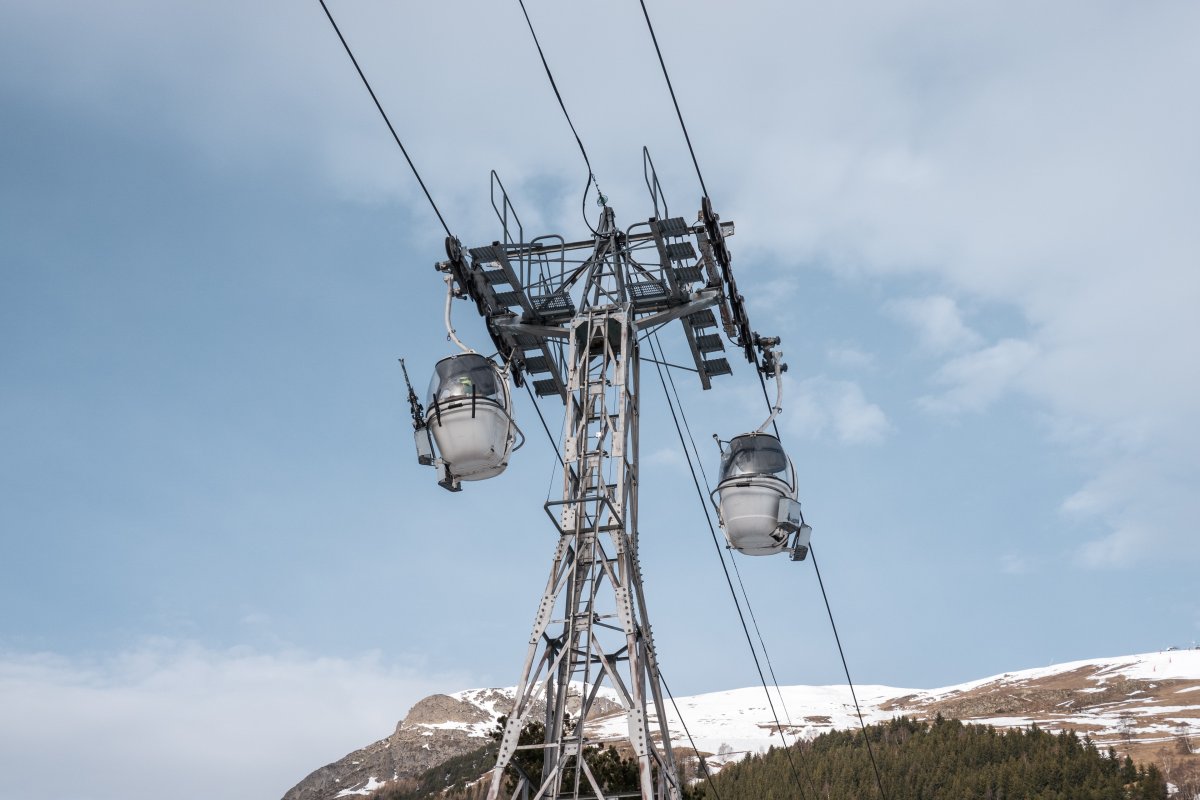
<box><xmin>811</xmin><ymin>544</ymin><xmax>889</xmax><ymax>800</ymax></box>
<box><xmin>648</xmin><ymin>335</ymin><xmax>815</xmax><ymax>800</ymax></box>
<box><xmin>515</xmin><ymin>0</ymin><xmax>603</xmax><ymax>233</ymax></box>
<box><xmin>753</xmin><ymin>369</ymin><xmax>890</xmax><ymax>800</ymax></box>
<box><xmin>637</xmin><ymin>0</ymin><xmax>710</xmax><ymax>201</ymax></box>
<box><xmin>659</xmin><ymin>669</ymin><xmax>724</xmax><ymax>800</ymax></box>
<box><xmin>317</xmin><ymin>0</ymin><xmax>453</xmax><ymax>238</ymax></box>
<box><xmin>659</xmin><ymin>339</ymin><xmax>798</xmax><ymax>729</ymax></box>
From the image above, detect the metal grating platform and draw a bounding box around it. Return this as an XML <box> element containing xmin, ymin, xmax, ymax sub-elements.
<box><xmin>532</xmin><ymin>293</ymin><xmax>574</xmax><ymax>316</ymax></box>
<box><xmin>524</xmin><ymin>355</ymin><xmax>551</xmax><ymax>373</ymax></box>
<box><xmin>665</xmin><ymin>242</ymin><xmax>697</xmax><ymax>261</ymax></box>
<box><xmin>702</xmin><ymin>357</ymin><xmax>731</xmax><ymax>377</ymax></box>
<box><xmin>468</xmin><ymin>244</ymin><xmax>503</xmax><ymax>261</ymax></box>
<box><xmin>656</xmin><ymin>216</ymin><xmax>689</xmax><ymax>237</ymax></box>
<box><xmin>533</xmin><ymin>378</ymin><xmax>560</xmax><ymax>397</ymax></box>
<box><xmin>494</xmin><ymin>290</ymin><xmax>524</xmax><ymax>307</ymax></box>
<box><xmin>628</xmin><ymin>281</ymin><xmax>668</xmax><ymax>302</ymax></box>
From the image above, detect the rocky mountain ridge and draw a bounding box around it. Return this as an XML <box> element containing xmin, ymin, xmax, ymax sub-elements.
<box><xmin>283</xmin><ymin>649</ymin><xmax>1200</xmax><ymax>799</ymax></box>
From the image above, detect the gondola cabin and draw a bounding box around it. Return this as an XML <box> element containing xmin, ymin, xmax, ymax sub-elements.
<box><xmin>715</xmin><ymin>433</ymin><xmax>809</xmax><ymax>558</ymax></box>
<box><xmin>424</xmin><ymin>353</ymin><xmax>517</xmax><ymax>483</ymax></box>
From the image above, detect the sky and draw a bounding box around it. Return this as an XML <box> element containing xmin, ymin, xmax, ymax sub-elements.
<box><xmin>1</xmin><ymin>1</ymin><xmax>1198</xmax><ymax>798</ymax></box>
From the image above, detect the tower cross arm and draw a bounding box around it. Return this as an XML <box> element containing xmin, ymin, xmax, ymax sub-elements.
<box><xmin>633</xmin><ymin>286</ymin><xmax>722</xmax><ymax>331</ymax></box>
<box><xmin>490</xmin><ymin>317</ymin><xmax>571</xmax><ymax>341</ymax></box>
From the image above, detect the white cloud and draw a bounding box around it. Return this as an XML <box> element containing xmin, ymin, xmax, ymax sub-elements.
<box><xmin>0</xmin><ymin>641</ymin><xmax>475</xmax><ymax>800</ymax></box>
<box><xmin>747</xmin><ymin>275</ymin><xmax>802</xmax><ymax>316</ymax></box>
<box><xmin>920</xmin><ymin>339</ymin><xmax>1039</xmax><ymax>414</ymax></box>
<box><xmin>239</xmin><ymin>609</ymin><xmax>273</xmax><ymax>628</ymax></box>
<box><xmin>711</xmin><ymin>2</ymin><xmax>1200</xmax><ymax>565</ymax></box>
<box><xmin>784</xmin><ymin>377</ymin><xmax>890</xmax><ymax>445</ymax></box>
<box><xmin>886</xmin><ymin>295</ymin><xmax>982</xmax><ymax>355</ymax></box>
<box><xmin>825</xmin><ymin>342</ymin><xmax>876</xmax><ymax>370</ymax></box>
<box><xmin>1058</xmin><ymin>457</ymin><xmax>1196</xmax><ymax>568</ymax></box>
<box><xmin>4</xmin><ymin>0</ymin><xmax>1196</xmax><ymax>573</ymax></box>
<box><xmin>1060</xmin><ymin>474</ymin><xmax>1121</xmax><ymax>520</ymax></box>
<box><xmin>647</xmin><ymin>447</ymin><xmax>686</xmax><ymax>467</ymax></box>
<box><xmin>1000</xmin><ymin>554</ymin><xmax>1034</xmax><ymax>575</ymax></box>
<box><xmin>1076</xmin><ymin>524</ymin><xmax>1153</xmax><ymax>570</ymax></box>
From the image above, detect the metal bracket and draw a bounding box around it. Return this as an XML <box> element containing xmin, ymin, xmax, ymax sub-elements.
<box><xmin>435</xmin><ymin>459</ymin><xmax>461</xmax><ymax>493</ymax></box>
<box><xmin>789</xmin><ymin>522</ymin><xmax>812</xmax><ymax>562</ymax></box>
<box><xmin>701</xmin><ymin>196</ymin><xmax>756</xmax><ymax>365</ymax></box>
<box><xmin>755</xmin><ymin>334</ymin><xmax>787</xmax><ymax>378</ymax></box>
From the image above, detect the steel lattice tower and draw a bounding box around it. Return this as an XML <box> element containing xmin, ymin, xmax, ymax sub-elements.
<box><xmin>487</xmin><ymin>300</ymin><xmax>677</xmax><ymax>799</ymax></box>
<box><xmin>435</xmin><ymin>165</ymin><xmax>764</xmax><ymax>800</ymax></box>
<box><xmin>316</xmin><ymin>7</ymin><xmax>780</xmax><ymax>796</ymax></box>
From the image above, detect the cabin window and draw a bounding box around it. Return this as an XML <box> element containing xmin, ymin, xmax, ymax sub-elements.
<box><xmin>427</xmin><ymin>354</ymin><xmax>503</xmax><ymax>408</ymax></box>
<box><xmin>720</xmin><ymin>434</ymin><xmax>790</xmax><ymax>484</ymax></box>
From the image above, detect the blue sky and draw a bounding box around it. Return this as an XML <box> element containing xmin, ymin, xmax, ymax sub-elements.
<box><xmin>2</xmin><ymin>1</ymin><xmax>1199</xmax><ymax>798</ymax></box>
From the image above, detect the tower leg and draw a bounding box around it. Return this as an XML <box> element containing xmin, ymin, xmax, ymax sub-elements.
<box><xmin>487</xmin><ymin>307</ymin><xmax>681</xmax><ymax>800</ymax></box>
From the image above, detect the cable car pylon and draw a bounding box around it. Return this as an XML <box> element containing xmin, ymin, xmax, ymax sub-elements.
<box><xmin>313</xmin><ymin>5</ymin><xmax>817</xmax><ymax>795</ymax></box>
<box><xmin>404</xmin><ymin>159</ymin><xmax>800</xmax><ymax>799</ymax></box>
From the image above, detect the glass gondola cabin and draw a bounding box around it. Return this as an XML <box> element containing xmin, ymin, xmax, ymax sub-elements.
<box><xmin>715</xmin><ymin>433</ymin><xmax>805</xmax><ymax>556</ymax></box>
<box><xmin>424</xmin><ymin>354</ymin><xmax>516</xmax><ymax>482</ymax></box>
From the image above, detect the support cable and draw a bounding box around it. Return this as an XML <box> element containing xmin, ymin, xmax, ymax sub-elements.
<box><xmin>515</xmin><ymin>0</ymin><xmax>604</xmax><ymax>232</ymax></box>
<box><xmin>811</xmin><ymin>545</ymin><xmax>889</xmax><ymax>800</ymax></box>
<box><xmin>637</xmin><ymin>0</ymin><xmax>709</xmax><ymax>201</ymax></box>
<box><xmin>317</xmin><ymin>0</ymin><xmax>453</xmax><ymax>238</ymax></box>
<box><xmin>523</xmin><ymin>382</ymin><xmax>566</xmax><ymax>470</ymax></box>
<box><xmin>658</xmin><ymin>337</ymin><xmax>795</xmax><ymax>726</ymax></box>
<box><xmin>659</xmin><ymin>670</ymin><xmax>724</xmax><ymax>800</ymax></box>
<box><xmin>647</xmin><ymin>336</ymin><xmax>814</xmax><ymax>800</ymax></box>
<box><xmin>752</xmin><ymin>368</ymin><xmax>890</xmax><ymax>800</ymax></box>
<box><xmin>727</xmin><ymin>554</ymin><xmax>796</xmax><ymax>724</ymax></box>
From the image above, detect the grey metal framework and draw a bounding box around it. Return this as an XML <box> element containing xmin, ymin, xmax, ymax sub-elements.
<box><xmin>436</xmin><ymin>155</ymin><xmax>768</xmax><ymax>800</ymax></box>
<box><xmin>487</xmin><ymin>305</ymin><xmax>677</xmax><ymax>800</ymax></box>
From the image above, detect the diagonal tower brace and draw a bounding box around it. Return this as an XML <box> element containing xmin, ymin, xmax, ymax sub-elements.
<box><xmin>487</xmin><ymin>305</ymin><xmax>681</xmax><ymax>800</ymax></box>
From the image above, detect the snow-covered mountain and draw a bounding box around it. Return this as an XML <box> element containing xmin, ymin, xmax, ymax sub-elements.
<box><xmin>283</xmin><ymin>649</ymin><xmax>1200</xmax><ymax>799</ymax></box>
<box><xmin>637</xmin><ymin>649</ymin><xmax>1200</xmax><ymax>764</ymax></box>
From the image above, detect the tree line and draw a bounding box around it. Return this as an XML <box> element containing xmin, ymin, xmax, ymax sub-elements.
<box><xmin>371</xmin><ymin>714</ymin><xmax>1169</xmax><ymax>800</ymax></box>
<box><xmin>687</xmin><ymin>715</ymin><xmax>1168</xmax><ymax>800</ymax></box>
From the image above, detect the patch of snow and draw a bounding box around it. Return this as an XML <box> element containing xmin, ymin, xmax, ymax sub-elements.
<box><xmin>420</xmin><ymin>720</ymin><xmax>476</xmax><ymax>732</ymax></box>
<box><xmin>897</xmin><ymin>651</ymin><xmax>1200</xmax><ymax>706</ymax></box>
<box><xmin>969</xmin><ymin>716</ymin><xmax>1039</xmax><ymax>728</ymax></box>
<box><xmin>1102</xmin><ymin>651</ymin><xmax>1200</xmax><ymax>681</ymax></box>
<box><xmin>335</xmin><ymin>776</ymin><xmax>386</xmax><ymax>798</ymax></box>
<box><xmin>583</xmin><ymin>683</ymin><xmax>910</xmax><ymax>758</ymax></box>
<box><xmin>422</xmin><ymin>652</ymin><xmax>1199</xmax><ymax>773</ymax></box>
